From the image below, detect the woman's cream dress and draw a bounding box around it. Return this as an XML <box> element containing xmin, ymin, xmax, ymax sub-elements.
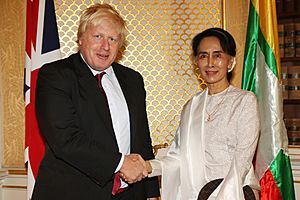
<box><xmin>149</xmin><ymin>85</ymin><xmax>260</xmax><ymax>200</ymax></box>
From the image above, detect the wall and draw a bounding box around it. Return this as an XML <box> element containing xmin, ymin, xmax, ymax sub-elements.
<box><xmin>55</xmin><ymin>0</ymin><xmax>222</xmax><ymax>145</ymax></box>
<box><xmin>0</xmin><ymin>0</ymin><xmax>224</xmax><ymax>167</ymax></box>
<box><xmin>1</xmin><ymin>0</ymin><xmax>299</xmax><ymax>199</ymax></box>
<box><xmin>0</xmin><ymin>0</ymin><xmax>26</xmax><ymax>167</ymax></box>
<box><xmin>224</xmin><ymin>0</ymin><xmax>250</xmax><ymax>88</ymax></box>
<box><xmin>0</xmin><ymin>0</ymin><xmax>248</xmax><ymax>168</ymax></box>
<box><xmin>0</xmin><ymin>0</ymin><xmax>222</xmax><ymax>198</ymax></box>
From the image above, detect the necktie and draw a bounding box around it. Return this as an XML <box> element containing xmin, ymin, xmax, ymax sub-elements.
<box><xmin>96</xmin><ymin>72</ymin><xmax>109</xmax><ymax>106</ymax></box>
<box><xmin>96</xmin><ymin>72</ymin><xmax>122</xmax><ymax>195</ymax></box>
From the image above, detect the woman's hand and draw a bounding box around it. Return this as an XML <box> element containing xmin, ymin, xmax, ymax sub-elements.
<box><xmin>145</xmin><ymin>160</ymin><xmax>153</xmax><ymax>174</ymax></box>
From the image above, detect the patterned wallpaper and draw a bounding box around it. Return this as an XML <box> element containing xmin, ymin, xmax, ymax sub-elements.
<box><xmin>0</xmin><ymin>0</ymin><xmax>250</xmax><ymax>167</ymax></box>
<box><xmin>55</xmin><ymin>0</ymin><xmax>222</xmax><ymax>145</ymax></box>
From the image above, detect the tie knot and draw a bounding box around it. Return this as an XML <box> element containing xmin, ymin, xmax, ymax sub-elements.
<box><xmin>96</xmin><ymin>72</ymin><xmax>106</xmax><ymax>83</ymax></box>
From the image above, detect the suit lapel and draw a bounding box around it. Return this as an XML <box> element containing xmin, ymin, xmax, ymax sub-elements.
<box><xmin>113</xmin><ymin>63</ymin><xmax>138</xmax><ymax>149</ymax></box>
<box><xmin>72</xmin><ymin>53</ymin><xmax>115</xmax><ymax>139</ymax></box>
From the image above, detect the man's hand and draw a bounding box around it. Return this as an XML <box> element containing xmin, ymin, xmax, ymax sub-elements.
<box><xmin>119</xmin><ymin>154</ymin><xmax>147</xmax><ymax>184</ymax></box>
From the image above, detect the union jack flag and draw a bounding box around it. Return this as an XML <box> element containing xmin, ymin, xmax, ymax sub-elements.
<box><xmin>24</xmin><ymin>0</ymin><xmax>61</xmax><ymax>199</ymax></box>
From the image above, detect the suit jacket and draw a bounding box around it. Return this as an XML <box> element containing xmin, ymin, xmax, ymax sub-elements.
<box><xmin>32</xmin><ymin>53</ymin><xmax>159</xmax><ymax>200</ymax></box>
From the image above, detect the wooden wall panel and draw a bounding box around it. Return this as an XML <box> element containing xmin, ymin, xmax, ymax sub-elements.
<box><xmin>224</xmin><ymin>0</ymin><xmax>250</xmax><ymax>88</ymax></box>
<box><xmin>0</xmin><ymin>0</ymin><xmax>26</xmax><ymax>167</ymax></box>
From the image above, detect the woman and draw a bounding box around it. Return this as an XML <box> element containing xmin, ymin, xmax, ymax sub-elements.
<box><xmin>146</xmin><ymin>28</ymin><xmax>260</xmax><ymax>200</ymax></box>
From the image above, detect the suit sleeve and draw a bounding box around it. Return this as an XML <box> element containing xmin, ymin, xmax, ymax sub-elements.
<box><xmin>36</xmin><ymin>64</ymin><xmax>120</xmax><ymax>186</ymax></box>
<box><xmin>131</xmin><ymin>73</ymin><xmax>160</xmax><ymax>197</ymax></box>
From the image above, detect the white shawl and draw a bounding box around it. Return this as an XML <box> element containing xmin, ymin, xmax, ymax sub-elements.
<box><xmin>150</xmin><ymin>89</ymin><xmax>207</xmax><ymax>199</ymax></box>
<box><xmin>149</xmin><ymin>87</ymin><xmax>258</xmax><ymax>200</ymax></box>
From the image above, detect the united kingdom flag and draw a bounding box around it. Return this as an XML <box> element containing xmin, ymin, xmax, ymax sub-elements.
<box><xmin>24</xmin><ymin>0</ymin><xmax>61</xmax><ymax>199</ymax></box>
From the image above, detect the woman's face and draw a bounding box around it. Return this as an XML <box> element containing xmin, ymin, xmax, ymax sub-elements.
<box><xmin>196</xmin><ymin>36</ymin><xmax>233</xmax><ymax>88</ymax></box>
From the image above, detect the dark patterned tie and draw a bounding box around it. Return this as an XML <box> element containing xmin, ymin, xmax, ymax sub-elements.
<box><xmin>96</xmin><ymin>72</ymin><xmax>108</xmax><ymax>105</ymax></box>
<box><xmin>96</xmin><ymin>72</ymin><xmax>122</xmax><ymax>195</ymax></box>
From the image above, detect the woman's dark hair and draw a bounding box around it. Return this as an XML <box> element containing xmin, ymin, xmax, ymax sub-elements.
<box><xmin>192</xmin><ymin>27</ymin><xmax>236</xmax><ymax>58</ymax></box>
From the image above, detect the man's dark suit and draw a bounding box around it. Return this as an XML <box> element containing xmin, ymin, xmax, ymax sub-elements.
<box><xmin>32</xmin><ymin>53</ymin><xmax>159</xmax><ymax>200</ymax></box>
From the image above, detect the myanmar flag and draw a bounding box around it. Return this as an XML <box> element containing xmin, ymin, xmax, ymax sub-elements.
<box><xmin>242</xmin><ymin>0</ymin><xmax>295</xmax><ymax>199</ymax></box>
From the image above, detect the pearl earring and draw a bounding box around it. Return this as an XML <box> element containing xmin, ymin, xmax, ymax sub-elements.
<box><xmin>228</xmin><ymin>57</ymin><xmax>236</xmax><ymax>73</ymax></box>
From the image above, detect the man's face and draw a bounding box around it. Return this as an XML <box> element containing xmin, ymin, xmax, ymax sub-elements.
<box><xmin>79</xmin><ymin>20</ymin><xmax>121</xmax><ymax>71</ymax></box>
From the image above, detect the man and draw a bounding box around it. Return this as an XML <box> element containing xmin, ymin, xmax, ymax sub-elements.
<box><xmin>32</xmin><ymin>3</ymin><xmax>160</xmax><ymax>200</ymax></box>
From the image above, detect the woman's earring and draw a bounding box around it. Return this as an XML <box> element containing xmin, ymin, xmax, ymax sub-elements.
<box><xmin>228</xmin><ymin>57</ymin><xmax>236</xmax><ymax>73</ymax></box>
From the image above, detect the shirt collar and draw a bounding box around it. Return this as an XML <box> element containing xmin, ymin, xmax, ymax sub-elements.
<box><xmin>80</xmin><ymin>53</ymin><xmax>113</xmax><ymax>77</ymax></box>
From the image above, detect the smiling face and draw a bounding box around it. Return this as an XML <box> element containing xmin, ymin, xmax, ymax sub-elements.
<box><xmin>196</xmin><ymin>36</ymin><xmax>234</xmax><ymax>91</ymax></box>
<box><xmin>78</xmin><ymin>20</ymin><xmax>121</xmax><ymax>71</ymax></box>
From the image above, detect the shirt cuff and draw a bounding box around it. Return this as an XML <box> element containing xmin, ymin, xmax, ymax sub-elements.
<box><xmin>115</xmin><ymin>153</ymin><xmax>124</xmax><ymax>173</ymax></box>
<box><xmin>148</xmin><ymin>159</ymin><xmax>162</xmax><ymax>177</ymax></box>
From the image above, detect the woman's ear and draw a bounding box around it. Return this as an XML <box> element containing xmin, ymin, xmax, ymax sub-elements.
<box><xmin>228</xmin><ymin>57</ymin><xmax>236</xmax><ymax>73</ymax></box>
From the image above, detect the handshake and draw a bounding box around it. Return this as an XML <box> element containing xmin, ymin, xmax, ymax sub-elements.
<box><xmin>118</xmin><ymin>154</ymin><xmax>152</xmax><ymax>184</ymax></box>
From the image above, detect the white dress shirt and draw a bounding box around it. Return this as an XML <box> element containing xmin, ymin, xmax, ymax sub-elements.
<box><xmin>81</xmin><ymin>55</ymin><xmax>130</xmax><ymax>188</ymax></box>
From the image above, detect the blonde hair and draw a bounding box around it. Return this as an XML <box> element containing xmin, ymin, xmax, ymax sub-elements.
<box><xmin>77</xmin><ymin>3</ymin><xmax>127</xmax><ymax>47</ymax></box>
